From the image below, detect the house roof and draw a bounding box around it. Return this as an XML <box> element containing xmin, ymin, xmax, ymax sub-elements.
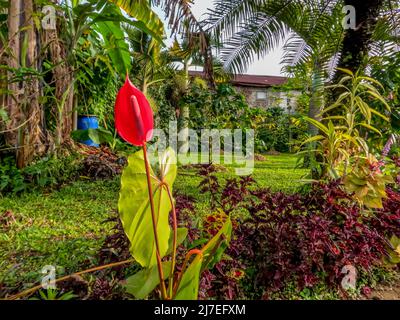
<box><xmin>231</xmin><ymin>74</ymin><xmax>287</xmax><ymax>87</ymax></box>
<box><xmin>188</xmin><ymin>71</ymin><xmax>287</xmax><ymax>87</ymax></box>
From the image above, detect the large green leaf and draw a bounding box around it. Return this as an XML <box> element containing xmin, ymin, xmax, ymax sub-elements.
<box><xmin>125</xmin><ymin>261</ymin><xmax>172</xmax><ymax>299</ymax></box>
<box><xmin>119</xmin><ymin>147</ymin><xmax>177</xmax><ymax>267</ymax></box>
<box><xmin>166</xmin><ymin>228</ymin><xmax>188</xmax><ymax>255</ymax></box>
<box><xmin>93</xmin><ymin>5</ymin><xmax>131</xmax><ymax>77</ymax></box>
<box><xmin>174</xmin><ymin>254</ymin><xmax>203</xmax><ymax>300</ymax></box>
<box><xmin>174</xmin><ymin>217</ymin><xmax>232</xmax><ymax>300</ymax></box>
<box><xmin>91</xmin><ymin>2</ymin><xmax>164</xmax><ymax>43</ymax></box>
<box><xmin>108</xmin><ymin>0</ymin><xmax>164</xmax><ymax>40</ymax></box>
<box><xmin>303</xmin><ymin>116</ymin><xmax>329</xmax><ymax>135</ymax></box>
<box><xmin>124</xmin><ymin>228</ymin><xmax>187</xmax><ymax>299</ymax></box>
<box><xmin>387</xmin><ymin>235</ymin><xmax>400</xmax><ymax>265</ymax></box>
<box><xmin>71</xmin><ymin>128</ymin><xmax>114</xmax><ymax>145</ymax></box>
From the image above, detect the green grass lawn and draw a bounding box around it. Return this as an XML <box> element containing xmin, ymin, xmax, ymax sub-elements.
<box><xmin>0</xmin><ymin>154</ymin><xmax>307</xmax><ymax>294</ymax></box>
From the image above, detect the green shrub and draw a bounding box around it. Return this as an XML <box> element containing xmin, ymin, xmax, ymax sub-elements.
<box><xmin>0</xmin><ymin>157</ymin><xmax>26</xmax><ymax>193</ymax></box>
<box><xmin>0</xmin><ymin>155</ymin><xmax>82</xmax><ymax>195</ymax></box>
<box><xmin>256</xmin><ymin>107</ymin><xmax>308</xmax><ymax>153</ymax></box>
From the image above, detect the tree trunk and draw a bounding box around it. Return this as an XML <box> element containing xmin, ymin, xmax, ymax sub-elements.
<box><xmin>5</xmin><ymin>0</ymin><xmax>21</xmax><ymax>151</ymax></box>
<box><xmin>43</xmin><ymin>1</ymin><xmax>74</xmax><ymax>147</ymax></box>
<box><xmin>16</xmin><ymin>0</ymin><xmax>48</xmax><ymax>167</ymax></box>
<box><xmin>304</xmin><ymin>63</ymin><xmax>325</xmax><ymax>177</ymax></box>
<box><xmin>0</xmin><ymin>29</ymin><xmax>6</xmax><ymax>128</ymax></box>
<box><xmin>308</xmin><ymin>63</ymin><xmax>324</xmax><ymax>136</ymax></box>
<box><xmin>201</xmin><ymin>32</ymin><xmax>215</xmax><ymax>90</ymax></box>
<box><xmin>179</xmin><ymin>59</ymin><xmax>190</xmax><ymax>153</ymax></box>
<box><xmin>336</xmin><ymin>0</ymin><xmax>384</xmax><ymax>74</ymax></box>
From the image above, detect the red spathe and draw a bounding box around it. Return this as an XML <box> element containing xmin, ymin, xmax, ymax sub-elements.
<box><xmin>115</xmin><ymin>76</ymin><xmax>154</xmax><ymax>146</ymax></box>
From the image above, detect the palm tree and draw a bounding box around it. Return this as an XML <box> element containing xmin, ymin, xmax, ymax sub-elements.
<box><xmin>124</xmin><ymin>25</ymin><xmax>174</xmax><ymax>95</ymax></box>
<box><xmin>207</xmin><ymin>0</ymin><xmax>344</xmax><ymax>134</ymax></box>
<box><xmin>205</xmin><ymin>0</ymin><xmax>399</xmax><ymax>134</ymax></box>
<box><xmin>281</xmin><ymin>3</ymin><xmax>345</xmax><ymax>135</ymax></box>
<box><xmin>207</xmin><ymin>0</ymin><xmax>398</xmax><ymax>74</ymax></box>
<box><xmin>336</xmin><ymin>0</ymin><xmax>386</xmax><ymax>73</ymax></box>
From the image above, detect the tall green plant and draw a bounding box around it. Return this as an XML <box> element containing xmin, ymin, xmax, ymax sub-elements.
<box><xmin>119</xmin><ymin>147</ymin><xmax>232</xmax><ymax>299</ymax></box>
<box><xmin>301</xmin><ymin>69</ymin><xmax>390</xmax><ymax>179</ymax></box>
<box><xmin>114</xmin><ymin>76</ymin><xmax>231</xmax><ymax>300</ymax></box>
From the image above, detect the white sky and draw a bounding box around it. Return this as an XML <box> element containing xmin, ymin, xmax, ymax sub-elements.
<box><xmin>155</xmin><ymin>0</ymin><xmax>285</xmax><ymax>76</ymax></box>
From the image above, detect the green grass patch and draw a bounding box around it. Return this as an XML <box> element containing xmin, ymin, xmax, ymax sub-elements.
<box><xmin>0</xmin><ymin>179</ymin><xmax>120</xmax><ymax>292</ymax></box>
<box><xmin>0</xmin><ymin>154</ymin><xmax>306</xmax><ymax>293</ymax></box>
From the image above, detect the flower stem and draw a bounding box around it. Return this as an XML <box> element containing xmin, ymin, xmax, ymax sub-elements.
<box><xmin>172</xmin><ymin>249</ymin><xmax>203</xmax><ymax>297</ymax></box>
<box><xmin>6</xmin><ymin>258</ymin><xmax>134</xmax><ymax>300</ymax></box>
<box><xmin>165</xmin><ymin>183</ymin><xmax>177</xmax><ymax>298</ymax></box>
<box><xmin>142</xmin><ymin>144</ymin><xmax>168</xmax><ymax>299</ymax></box>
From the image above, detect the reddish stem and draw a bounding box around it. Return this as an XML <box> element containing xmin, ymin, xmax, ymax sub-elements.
<box><xmin>172</xmin><ymin>249</ymin><xmax>203</xmax><ymax>297</ymax></box>
<box><xmin>7</xmin><ymin>258</ymin><xmax>134</xmax><ymax>300</ymax></box>
<box><xmin>143</xmin><ymin>144</ymin><xmax>167</xmax><ymax>299</ymax></box>
<box><xmin>165</xmin><ymin>183</ymin><xmax>177</xmax><ymax>297</ymax></box>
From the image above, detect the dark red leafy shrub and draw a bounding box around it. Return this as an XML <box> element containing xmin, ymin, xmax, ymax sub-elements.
<box><xmin>198</xmin><ymin>164</ymin><xmax>221</xmax><ymax>209</ymax></box>
<box><xmin>243</xmin><ymin>181</ymin><xmax>394</xmax><ymax>294</ymax></box>
<box><xmin>203</xmin><ymin>210</ymin><xmax>228</xmax><ymax>236</ymax></box>
<box><xmin>198</xmin><ymin>174</ymin><xmax>256</xmax><ymax>299</ymax></box>
<box><xmin>197</xmin><ymin>169</ymin><xmax>400</xmax><ymax>299</ymax></box>
<box><xmin>207</xmin><ymin>225</ymin><xmax>251</xmax><ymax>299</ymax></box>
<box><xmin>89</xmin><ymin>278</ymin><xmax>113</xmax><ymax>300</ymax></box>
<box><xmin>98</xmin><ymin>215</ymin><xmax>131</xmax><ymax>275</ymax></box>
<box><xmin>221</xmin><ymin>176</ymin><xmax>255</xmax><ymax>213</ymax></box>
<box><xmin>199</xmin><ymin>270</ymin><xmax>217</xmax><ymax>299</ymax></box>
<box><xmin>199</xmin><ymin>206</ymin><xmax>251</xmax><ymax>299</ymax></box>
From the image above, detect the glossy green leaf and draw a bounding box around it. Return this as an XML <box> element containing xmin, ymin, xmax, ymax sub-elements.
<box><xmin>166</xmin><ymin>228</ymin><xmax>188</xmax><ymax>256</ymax></box>
<box><xmin>125</xmin><ymin>261</ymin><xmax>172</xmax><ymax>299</ymax></box>
<box><xmin>94</xmin><ymin>15</ymin><xmax>131</xmax><ymax>77</ymax></box>
<box><xmin>300</xmin><ymin>135</ymin><xmax>324</xmax><ymax>147</ymax></box>
<box><xmin>303</xmin><ymin>116</ymin><xmax>329</xmax><ymax>135</ymax></box>
<box><xmin>387</xmin><ymin>235</ymin><xmax>400</xmax><ymax>264</ymax></box>
<box><xmin>119</xmin><ymin>147</ymin><xmax>177</xmax><ymax>267</ymax></box>
<box><xmin>174</xmin><ymin>254</ymin><xmax>203</xmax><ymax>300</ymax></box>
<box><xmin>358</xmin><ymin>122</ymin><xmax>382</xmax><ymax>136</ymax></box>
<box><xmin>199</xmin><ymin>213</ymin><xmax>232</xmax><ymax>271</ymax></box>
<box><xmin>108</xmin><ymin>0</ymin><xmax>164</xmax><ymax>41</ymax></box>
<box><xmin>174</xmin><ymin>217</ymin><xmax>232</xmax><ymax>300</ymax></box>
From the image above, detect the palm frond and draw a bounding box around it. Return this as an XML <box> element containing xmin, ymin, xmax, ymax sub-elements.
<box><xmin>151</xmin><ymin>0</ymin><xmax>216</xmax><ymax>87</ymax></box>
<box><xmin>219</xmin><ymin>9</ymin><xmax>289</xmax><ymax>74</ymax></box>
<box><xmin>281</xmin><ymin>33</ymin><xmax>312</xmax><ymax>68</ymax></box>
<box><xmin>212</xmin><ymin>0</ymin><xmax>345</xmax><ymax>75</ymax></box>
<box><xmin>205</xmin><ymin>0</ymin><xmax>266</xmax><ymax>41</ymax></box>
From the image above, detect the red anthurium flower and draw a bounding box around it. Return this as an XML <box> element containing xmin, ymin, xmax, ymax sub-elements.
<box><xmin>115</xmin><ymin>75</ymin><xmax>153</xmax><ymax>146</ymax></box>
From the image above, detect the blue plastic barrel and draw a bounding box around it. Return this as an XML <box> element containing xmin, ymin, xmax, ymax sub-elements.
<box><xmin>77</xmin><ymin>115</ymin><xmax>99</xmax><ymax>147</ymax></box>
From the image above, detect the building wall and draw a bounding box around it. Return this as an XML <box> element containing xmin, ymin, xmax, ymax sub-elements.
<box><xmin>234</xmin><ymin>85</ymin><xmax>301</xmax><ymax>113</ymax></box>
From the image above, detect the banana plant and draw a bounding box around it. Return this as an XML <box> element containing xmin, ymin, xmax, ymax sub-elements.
<box><xmin>60</xmin><ymin>0</ymin><xmax>164</xmax><ymax>78</ymax></box>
